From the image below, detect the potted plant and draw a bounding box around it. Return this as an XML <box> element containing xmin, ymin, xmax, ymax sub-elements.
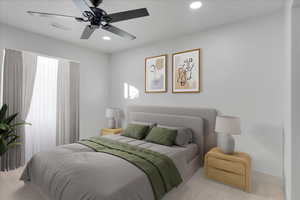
<box><xmin>0</xmin><ymin>104</ymin><xmax>31</xmax><ymax>156</ymax></box>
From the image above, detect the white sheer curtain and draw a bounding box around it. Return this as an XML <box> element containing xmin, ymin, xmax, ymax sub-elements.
<box><xmin>25</xmin><ymin>56</ymin><xmax>58</xmax><ymax>162</ymax></box>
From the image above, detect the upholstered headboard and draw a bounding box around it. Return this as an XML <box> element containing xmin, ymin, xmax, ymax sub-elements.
<box><xmin>126</xmin><ymin>105</ymin><xmax>218</xmax><ymax>159</ymax></box>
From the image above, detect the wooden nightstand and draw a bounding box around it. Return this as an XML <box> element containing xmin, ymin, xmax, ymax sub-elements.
<box><xmin>204</xmin><ymin>147</ymin><xmax>252</xmax><ymax>192</ymax></box>
<box><xmin>101</xmin><ymin>128</ymin><xmax>123</xmax><ymax>136</ymax></box>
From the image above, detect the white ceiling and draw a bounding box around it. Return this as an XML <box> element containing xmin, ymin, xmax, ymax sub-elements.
<box><xmin>0</xmin><ymin>0</ymin><xmax>284</xmax><ymax>53</ymax></box>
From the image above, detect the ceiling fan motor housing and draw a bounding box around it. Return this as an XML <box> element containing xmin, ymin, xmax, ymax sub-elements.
<box><xmin>90</xmin><ymin>0</ymin><xmax>103</xmax><ymax>7</ymax></box>
<box><xmin>89</xmin><ymin>7</ymin><xmax>111</xmax><ymax>27</ymax></box>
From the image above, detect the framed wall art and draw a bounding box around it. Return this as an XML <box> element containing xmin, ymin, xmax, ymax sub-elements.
<box><xmin>145</xmin><ymin>54</ymin><xmax>167</xmax><ymax>93</ymax></box>
<box><xmin>172</xmin><ymin>49</ymin><xmax>201</xmax><ymax>93</ymax></box>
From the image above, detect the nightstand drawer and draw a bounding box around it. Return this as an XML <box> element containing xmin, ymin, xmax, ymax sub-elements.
<box><xmin>207</xmin><ymin>157</ymin><xmax>244</xmax><ymax>175</ymax></box>
<box><xmin>206</xmin><ymin>167</ymin><xmax>245</xmax><ymax>189</ymax></box>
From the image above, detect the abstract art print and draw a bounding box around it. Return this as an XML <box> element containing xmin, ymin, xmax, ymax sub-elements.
<box><xmin>172</xmin><ymin>49</ymin><xmax>201</xmax><ymax>93</ymax></box>
<box><xmin>145</xmin><ymin>55</ymin><xmax>167</xmax><ymax>93</ymax></box>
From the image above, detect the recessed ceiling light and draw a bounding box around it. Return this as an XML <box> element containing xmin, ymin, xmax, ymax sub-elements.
<box><xmin>102</xmin><ymin>36</ymin><xmax>111</xmax><ymax>41</ymax></box>
<box><xmin>190</xmin><ymin>1</ymin><xmax>202</xmax><ymax>10</ymax></box>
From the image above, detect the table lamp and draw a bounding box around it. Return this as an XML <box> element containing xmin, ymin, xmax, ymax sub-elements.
<box><xmin>105</xmin><ymin>108</ymin><xmax>116</xmax><ymax>129</ymax></box>
<box><xmin>114</xmin><ymin>109</ymin><xmax>122</xmax><ymax>128</ymax></box>
<box><xmin>215</xmin><ymin>115</ymin><xmax>241</xmax><ymax>154</ymax></box>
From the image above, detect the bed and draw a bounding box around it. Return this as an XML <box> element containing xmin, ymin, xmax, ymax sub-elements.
<box><xmin>21</xmin><ymin>105</ymin><xmax>217</xmax><ymax>200</ymax></box>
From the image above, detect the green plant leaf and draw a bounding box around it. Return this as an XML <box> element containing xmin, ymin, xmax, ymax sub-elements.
<box><xmin>0</xmin><ymin>104</ymin><xmax>27</xmax><ymax>156</ymax></box>
<box><xmin>7</xmin><ymin>142</ymin><xmax>21</xmax><ymax>148</ymax></box>
<box><xmin>0</xmin><ymin>104</ymin><xmax>8</xmax><ymax>122</ymax></box>
<box><xmin>4</xmin><ymin>113</ymin><xmax>18</xmax><ymax>124</ymax></box>
<box><xmin>10</xmin><ymin>122</ymin><xmax>32</xmax><ymax>128</ymax></box>
<box><xmin>0</xmin><ymin>123</ymin><xmax>10</xmax><ymax>131</ymax></box>
<box><xmin>7</xmin><ymin>135</ymin><xmax>20</xmax><ymax>145</ymax></box>
<box><xmin>1</xmin><ymin>129</ymin><xmax>16</xmax><ymax>138</ymax></box>
<box><xmin>0</xmin><ymin>138</ymin><xmax>8</xmax><ymax>156</ymax></box>
<box><xmin>4</xmin><ymin>133</ymin><xmax>19</xmax><ymax>140</ymax></box>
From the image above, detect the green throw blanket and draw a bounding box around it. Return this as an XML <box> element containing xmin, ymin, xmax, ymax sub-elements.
<box><xmin>77</xmin><ymin>137</ymin><xmax>182</xmax><ymax>200</ymax></box>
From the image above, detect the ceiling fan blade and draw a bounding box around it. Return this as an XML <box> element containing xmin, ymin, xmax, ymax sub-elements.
<box><xmin>27</xmin><ymin>11</ymin><xmax>84</xmax><ymax>22</ymax></box>
<box><xmin>73</xmin><ymin>0</ymin><xmax>95</xmax><ymax>15</ymax></box>
<box><xmin>108</xmin><ymin>8</ymin><xmax>149</xmax><ymax>23</ymax></box>
<box><xmin>81</xmin><ymin>25</ymin><xmax>99</xmax><ymax>39</ymax></box>
<box><xmin>102</xmin><ymin>25</ymin><xmax>136</xmax><ymax>40</ymax></box>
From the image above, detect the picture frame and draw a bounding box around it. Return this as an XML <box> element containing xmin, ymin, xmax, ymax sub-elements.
<box><xmin>172</xmin><ymin>49</ymin><xmax>201</xmax><ymax>93</ymax></box>
<box><xmin>145</xmin><ymin>54</ymin><xmax>167</xmax><ymax>93</ymax></box>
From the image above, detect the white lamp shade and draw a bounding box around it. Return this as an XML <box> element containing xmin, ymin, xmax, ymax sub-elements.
<box><xmin>114</xmin><ymin>109</ymin><xmax>121</xmax><ymax>119</ymax></box>
<box><xmin>105</xmin><ymin>108</ymin><xmax>115</xmax><ymax>119</ymax></box>
<box><xmin>215</xmin><ymin>116</ymin><xmax>241</xmax><ymax>135</ymax></box>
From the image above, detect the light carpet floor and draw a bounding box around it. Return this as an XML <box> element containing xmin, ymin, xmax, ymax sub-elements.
<box><xmin>0</xmin><ymin>168</ymin><xmax>283</xmax><ymax>200</ymax></box>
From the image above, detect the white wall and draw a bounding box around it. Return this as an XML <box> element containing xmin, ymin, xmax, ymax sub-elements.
<box><xmin>0</xmin><ymin>23</ymin><xmax>110</xmax><ymax>139</ymax></box>
<box><xmin>109</xmin><ymin>13</ymin><xmax>285</xmax><ymax>177</ymax></box>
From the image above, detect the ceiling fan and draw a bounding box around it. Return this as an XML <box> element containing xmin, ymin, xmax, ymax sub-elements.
<box><xmin>27</xmin><ymin>0</ymin><xmax>150</xmax><ymax>40</ymax></box>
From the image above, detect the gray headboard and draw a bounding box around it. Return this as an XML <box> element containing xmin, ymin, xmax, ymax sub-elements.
<box><xmin>126</xmin><ymin>105</ymin><xmax>218</xmax><ymax>158</ymax></box>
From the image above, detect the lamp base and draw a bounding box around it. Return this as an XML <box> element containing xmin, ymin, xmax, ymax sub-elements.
<box><xmin>218</xmin><ymin>133</ymin><xmax>235</xmax><ymax>154</ymax></box>
<box><xmin>108</xmin><ymin>119</ymin><xmax>116</xmax><ymax>129</ymax></box>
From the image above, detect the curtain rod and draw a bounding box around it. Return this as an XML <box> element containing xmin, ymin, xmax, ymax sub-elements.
<box><xmin>3</xmin><ymin>48</ymin><xmax>80</xmax><ymax>64</ymax></box>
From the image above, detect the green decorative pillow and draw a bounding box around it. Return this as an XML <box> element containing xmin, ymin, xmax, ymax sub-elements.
<box><xmin>122</xmin><ymin>124</ymin><xmax>149</xmax><ymax>139</ymax></box>
<box><xmin>145</xmin><ymin>127</ymin><xmax>177</xmax><ymax>146</ymax></box>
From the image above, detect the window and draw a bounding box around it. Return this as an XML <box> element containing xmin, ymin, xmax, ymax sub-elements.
<box><xmin>25</xmin><ymin>56</ymin><xmax>58</xmax><ymax>162</ymax></box>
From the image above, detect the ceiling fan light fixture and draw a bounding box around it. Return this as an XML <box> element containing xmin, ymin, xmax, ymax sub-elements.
<box><xmin>190</xmin><ymin>1</ymin><xmax>203</xmax><ymax>10</ymax></box>
<box><xmin>102</xmin><ymin>36</ymin><xmax>111</xmax><ymax>41</ymax></box>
